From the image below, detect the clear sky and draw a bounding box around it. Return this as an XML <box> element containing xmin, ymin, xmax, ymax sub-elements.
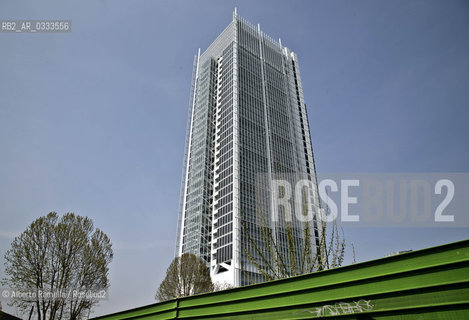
<box><xmin>1</xmin><ymin>0</ymin><xmax>468</xmax><ymax>317</ymax></box>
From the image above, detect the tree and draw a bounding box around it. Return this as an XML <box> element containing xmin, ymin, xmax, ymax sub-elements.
<box><xmin>241</xmin><ymin>187</ymin><xmax>350</xmax><ymax>282</ymax></box>
<box><xmin>212</xmin><ymin>282</ymin><xmax>233</xmax><ymax>292</ymax></box>
<box><xmin>2</xmin><ymin>212</ymin><xmax>113</xmax><ymax>320</ymax></box>
<box><xmin>155</xmin><ymin>253</ymin><xmax>214</xmax><ymax>301</ymax></box>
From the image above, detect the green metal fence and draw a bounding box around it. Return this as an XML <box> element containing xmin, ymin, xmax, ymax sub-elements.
<box><xmin>93</xmin><ymin>239</ymin><xmax>469</xmax><ymax>319</ymax></box>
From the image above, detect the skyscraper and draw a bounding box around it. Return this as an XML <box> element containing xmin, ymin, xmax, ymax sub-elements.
<box><xmin>176</xmin><ymin>10</ymin><xmax>319</xmax><ymax>287</ymax></box>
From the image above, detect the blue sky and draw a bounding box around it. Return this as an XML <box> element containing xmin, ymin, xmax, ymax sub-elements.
<box><xmin>1</xmin><ymin>0</ymin><xmax>468</xmax><ymax>317</ymax></box>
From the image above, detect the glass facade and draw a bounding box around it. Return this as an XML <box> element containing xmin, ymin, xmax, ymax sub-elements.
<box><xmin>176</xmin><ymin>12</ymin><xmax>319</xmax><ymax>287</ymax></box>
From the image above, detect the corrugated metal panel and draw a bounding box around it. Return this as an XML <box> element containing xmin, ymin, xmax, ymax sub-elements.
<box><xmin>93</xmin><ymin>239</ymin><xmax>469</xmax><ymax>319</ymax></box>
